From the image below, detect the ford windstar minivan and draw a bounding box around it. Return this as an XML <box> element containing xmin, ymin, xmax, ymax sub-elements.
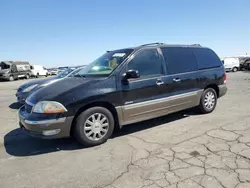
<box><xmin>19</xmin><ymin>43</ymin><xmax>227</xmax><ymax>146</ymax></box>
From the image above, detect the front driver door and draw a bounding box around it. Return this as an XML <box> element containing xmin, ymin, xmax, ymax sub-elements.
<box><xmin>119</xmin><ymin>48</ymin><xmax>168</xmax><ymax>125</ymax></box>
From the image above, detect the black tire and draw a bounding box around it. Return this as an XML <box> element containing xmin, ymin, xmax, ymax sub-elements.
<box><xmin>26</xmin><ymin>74</ymin><xmax>30</xmax><ymax>79</ymax></box>
<box><xmin>232</xmin><ymin>67</ymin><xmax>238</xmax><ymax>72</ymax></box>
<box><xmin>36</xmin><ymin>73</ymin><xmax>39</xmax><ymax>78</ymax></box>
<box><xmin>199</xmin><ymin>88</ymin><xmax>217</xmax><ymax>114</ymax></box>
<box><xmin>9</xmin><ymin>76</ymin><xmax>14</xmax><ymax>81</ymax></box>
<box><xmin>73</xmin><ymin>107</ymin><xmax>115</xmax><ymax>146</ymax></box>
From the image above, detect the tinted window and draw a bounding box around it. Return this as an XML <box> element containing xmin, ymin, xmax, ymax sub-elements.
<box><xmin>161</xmin><ymin>47</ymin><xmax>198</xmax><ymax>74</ymax></box>
<box><xmin>127</xmin><ymin>49</ymin><xmax>163</xmax><ymax>78</ymax></box>
<box><xmin>194</xmin><ymin>48</ymin><xmax>222</xmax><ymax>69</ymax></box>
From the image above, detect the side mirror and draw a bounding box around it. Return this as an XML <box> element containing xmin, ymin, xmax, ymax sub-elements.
<box><xmin>123</xmin><ymin>69</ymin><xmax>140</xmax><ymax>80</ymax></box>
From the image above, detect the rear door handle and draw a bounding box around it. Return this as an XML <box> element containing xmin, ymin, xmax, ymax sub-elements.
<box><xmin>173</xmin><ymin>78</ymin><xmax>181</xmax><ymax>82</ymax></box>
<box><xmin>156</xmin><ymin>80</ymin><xmax>164</xmax><ymax>86</ymax></box>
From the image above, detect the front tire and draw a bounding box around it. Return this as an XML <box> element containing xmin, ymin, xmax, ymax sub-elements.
<box><xmin>9</xmin><ymin>76</ymin><xmax>14</xmax><ymax>81</ymax></box>
<box><xmin>73</xmin><ymin>107</ymin><xmax>115</xmax><ymax>146</ymax></box>
<box><xmin>199</xmin><ymin>88</ymin><xmax>217</xmax><ymax>114</ymax></box>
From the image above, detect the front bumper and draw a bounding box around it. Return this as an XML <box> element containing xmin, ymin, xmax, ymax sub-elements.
<box><xmin>18</xmin><ymin>106</ymin><xmax>74</xmax><ymax>139</ymax></box>
<box><xmin>0</xmin><ymin>75</ymin><xmax>9</xmax><ymax>80</ymax></box>
<box><xmin>219</xmin><ymin>84</ymin><xmax>227</xmax><ymax>98</ymax></box>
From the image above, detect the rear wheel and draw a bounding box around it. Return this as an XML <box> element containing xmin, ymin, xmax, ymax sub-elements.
<box><xmin>232</xmin><ymin>67</ymin><xmax>238</xmax><ymax>72</ymax></box>
<box><xmin>73</xmin><ymin>107</ymin><xmax>115</xmax><ymax>146</ymax></box>
<box><xmin>199</xmin><ymin>88</ymin><xmax>217</xmax><ymax>114</ymax></box>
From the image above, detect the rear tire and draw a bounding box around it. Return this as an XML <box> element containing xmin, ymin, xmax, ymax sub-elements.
<box><xmin>73</xmin><ymin>107</ymin><xmax>115</xmax><ymax>146</ymax></box>
<box><xmin>232</xmin><ymin>67</ymin><xmax>238</xmax><ymax>72</ymax></box>
<box><xmin>199</xmin><ymin>88</ymin><xmax>217</xmax><ymax>114</ymax></box>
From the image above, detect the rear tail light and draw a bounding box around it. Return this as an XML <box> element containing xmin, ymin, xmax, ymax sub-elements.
<box><xmin>223</xmin><ymin>72</ymin><xmax>227</xmax><ymax>84</ymax></box>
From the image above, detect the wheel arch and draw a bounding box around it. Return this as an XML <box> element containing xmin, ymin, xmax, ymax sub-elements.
<box><xmin>204</xmin><ymin>84</ymin><xmax>219</xmax><ymax>98</ymax></box>
<box><xmin>70</xmin><ymin>101</ymin><xmax>120</xmax><ymax>136</ymax></box>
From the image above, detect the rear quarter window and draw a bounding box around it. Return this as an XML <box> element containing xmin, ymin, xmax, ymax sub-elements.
<box><xmin>161</xmin><ymin>47</ymin><xmax>198</xmax><ymax>74</ymax></box>
<box><xmin>194</xmin><ymin>48</ymin><xmax>222</xmax><ymax>70</ymax></box>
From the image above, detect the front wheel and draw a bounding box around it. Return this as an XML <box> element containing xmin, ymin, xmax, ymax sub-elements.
<box><xmin>9</xmin><ymin>76</ymin><xmax>14</xmax><ymax>81</ymax></box>
<box><xmin>199</xmin><ymin>88</ymin><xmax>217</xmax><ymax>114</ymax></box>
<box><xmin>73</xmin><ymin>107</ymin><xmax>115</xmax><ymax>146</ymax></box>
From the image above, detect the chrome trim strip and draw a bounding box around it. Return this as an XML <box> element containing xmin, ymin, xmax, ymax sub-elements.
<box><xmin>124</xmin><ymin>90</ymin><xmax>201</xmax><ymax>109</ymax></box>
<box><xmin>24</xmin><ymin>117</ymin><xmax>66</xmax><ymax>125</ymax></box>
<box><xmin>25</xmin><ymin>100</ymin><xmax>35</xmax><ymax>106</ymax></box>
<box><xmin>130</xmin><ymin>101</ymin><xmax>191</xmax><ymax>117</ymax></box>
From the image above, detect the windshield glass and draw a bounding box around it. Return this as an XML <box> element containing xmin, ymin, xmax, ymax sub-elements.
<box><xmin>68</xmin><ymin>67</ymin><xmax>85</xmax><ymax>77</ymax></box>
<box><xmin>75</xmin><ymin>49</ymin><xmax>133</xmax><ymax>77</ymax></box>
<box><xmin>0</xmin><ymin>62</ymin><xmax>10</xmax><ymax>70</ymax></box>
<box><xmin>56</xmin><ymin>68</ymin><xmax>75</xmax><ymax>78</ymax></box>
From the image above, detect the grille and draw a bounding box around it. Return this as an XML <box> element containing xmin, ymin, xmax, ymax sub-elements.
<box><xmin>25</xmin><ymin>103</ymin><xmax>33</xmax><ymax>113</ymax></box>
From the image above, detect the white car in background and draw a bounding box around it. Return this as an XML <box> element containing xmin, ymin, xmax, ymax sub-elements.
<box><xmin>30</xmin><ymin>65</ymin><xmax>48</xmax><ymax>77</ymax></box>
<box><xmin>222</xmin><ymin>57</ymin><xmax>240</xmax><ymax>72</ymax></box>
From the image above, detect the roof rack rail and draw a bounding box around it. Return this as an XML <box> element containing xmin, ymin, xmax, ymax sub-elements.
<box><xmin>191</xmin><ymin>44</ymin><xmax>201</xmax><ymax>46</ymax></box>
<box><xmin>139</xmin><ymin>42</ymin><xmax>164</xmax><ymax>47</ymax></box>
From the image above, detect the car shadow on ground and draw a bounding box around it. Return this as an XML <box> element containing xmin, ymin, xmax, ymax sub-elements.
<box><xmin>9</xmin><ymin>102</ymin><xmax>23</xmax><ymax>110</ymax></box>
<box><xmin>4</xmin><ymin>108</ymin><xmax>200</xmax><ymax>157</ymax></box>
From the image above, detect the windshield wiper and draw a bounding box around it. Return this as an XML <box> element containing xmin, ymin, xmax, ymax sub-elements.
<box><xmin>74</xmin><ymin>74</ymin><xmax>86</xmax><ymax>78</ymax></box>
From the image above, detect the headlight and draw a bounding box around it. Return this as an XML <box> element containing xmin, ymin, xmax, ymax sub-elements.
<box><xmin>23</xmin><ymin>84</ymin><xmax>38</xmax><ymax>92</ymax></box>
<box><xmin>32</xmin><ymin>101</ymin><xmax>67</xmax><ymax>114</ymax></box>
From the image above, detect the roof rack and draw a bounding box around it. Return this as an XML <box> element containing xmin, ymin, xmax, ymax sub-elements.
<box><xmin>191</xmin><ymin>44</ymin><xmax>201</xmax><ymax>46</ymax></box>
<box><xmin>139</xmin><ymin>42</ymin><xmax>164</xmax><ymax>47</ymax></box>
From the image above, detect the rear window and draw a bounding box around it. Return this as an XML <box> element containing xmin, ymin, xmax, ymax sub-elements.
<box><xmin>161</xmin><ymin>47</ymin><xmax>198</xmax><ymax>74</ymax></box>
<box><xmin>193</xmin><ymin>48</ymin><xmax>222</xmax><ymax>70</ymax></box>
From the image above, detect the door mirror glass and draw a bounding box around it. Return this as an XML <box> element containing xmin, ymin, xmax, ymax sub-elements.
<box><xmin>123</xmin><ymin>69</ymin><xmax>140</xmax><ymax>80</ymax></box>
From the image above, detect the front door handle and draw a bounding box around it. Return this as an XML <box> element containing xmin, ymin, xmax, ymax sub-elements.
<box><xmin>156</xmin><ymin>80</ymin><xmax>164</xmax><ymax>86</ymax></box>
<box><xmin>173</xmin><ymin>78</ymin><xmax>181</xmax><ymax>82</ymax></box>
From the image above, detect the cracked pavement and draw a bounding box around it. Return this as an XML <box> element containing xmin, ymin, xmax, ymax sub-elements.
<box><xmin>1</xmin><ymin>72</ymin><xmax>250</xmax><ymax>188</ymax></box>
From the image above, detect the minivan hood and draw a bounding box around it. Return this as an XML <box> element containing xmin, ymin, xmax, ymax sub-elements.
<box><xmin>27</xmin><ymin>77</ymin><xmax>101</xmax><ymax>104</ymax></box>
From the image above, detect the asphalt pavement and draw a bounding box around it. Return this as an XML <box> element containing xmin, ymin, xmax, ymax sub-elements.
<box><xmin>0</xmin><ymin>72</ymin><xmax>250</xmax><ymax>188</ymax></box>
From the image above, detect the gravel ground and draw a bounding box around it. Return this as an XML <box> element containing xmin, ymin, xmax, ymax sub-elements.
<box><xmin>0</xmin><ymin>72</ymin><xmax>250</xmax><ymax>188</ymax></box>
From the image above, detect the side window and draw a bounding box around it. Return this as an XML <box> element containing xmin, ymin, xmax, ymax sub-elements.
<box><xmin>161</xmin><ymin>47</ymin><xmax>198</xmax><ymax>74</ymax></box>
<box><xmin>127</xmin><ymin>49</ymin><xmax>163</xmax><ymax>78</ymax></box>
<box><xmin>194</xmin><ymin>48</ymin><xmax>222</xmax><ymax>69</ymax></box>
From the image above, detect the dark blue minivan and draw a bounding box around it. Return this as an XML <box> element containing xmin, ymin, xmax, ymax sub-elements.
<box><xmin>18</xmin><ymin>43</ymin><xmax>227</xmax><ymax>146</ymax></box>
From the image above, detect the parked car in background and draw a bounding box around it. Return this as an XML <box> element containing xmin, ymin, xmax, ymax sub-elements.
<box><xmin>30</xmin><ymin>65</ymin><xmax>48</xmax><ymax>77</ymax></box>
<box><xmin>49</xmin><ymin>69</ymin><xmax>59</xmax><ymax>75</ymax></box>
<box><xmin>16</xmin><ymin>66</ymin><xmax>85</xmax><ymax>103</ymax></box>
<box><xmin>222</xmin><ymin>57</ymin><xmax>240</xmax><ymax>72</ymax></box>
<box><xmin>18</xmin><ymin>43</ymin><xmax>227</xmax><ymax>146</ymax></box>
<box><xmin>0</xmin><ymin>61</ymin><xmax>31</xmax><ymax>81</ymax></box>
<box><xmin>239</xmin><ymin>57</ymin><xmax>250</xmax><ymax>71</ymax></box>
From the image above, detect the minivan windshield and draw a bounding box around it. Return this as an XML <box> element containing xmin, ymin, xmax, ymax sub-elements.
<box><xmin>56</xmin><ymin>68</ymin><xmax>75</xmax><ymax>78</ymax></box>
<box><xmin>74</xmin><ymin>49</ymin><xmax>133</xmax><ymax>77</ymax></box>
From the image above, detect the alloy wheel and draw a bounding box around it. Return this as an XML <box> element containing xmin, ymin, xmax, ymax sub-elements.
<box><xmin>84</xmin><ymin>113</ymin><xmax>109</xmax><ymax>141</ymax></box>
<box><xmin>204</xmin><ymin>91</ymin><xmax>215</xmax><ymax>110</ymax></box>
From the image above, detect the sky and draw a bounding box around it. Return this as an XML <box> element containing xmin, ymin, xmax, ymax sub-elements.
<box><xmin>0</xmin><ymin>0</ymin><xmax>250</xmax><ymax>67</ymax></box>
